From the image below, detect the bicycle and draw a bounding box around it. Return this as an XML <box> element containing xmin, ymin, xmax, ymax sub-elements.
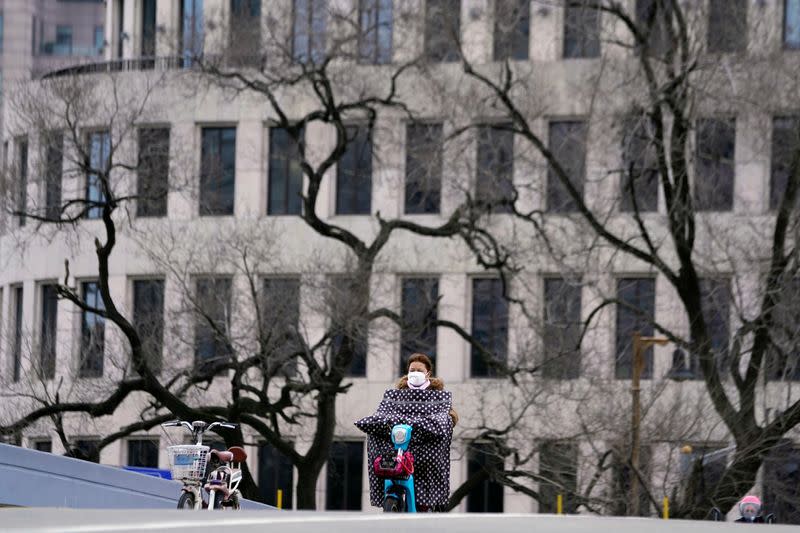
<box><xmin>162</xmin><ymin>419</ymin><xmax>246</xmax><ymax>510</ymax></box>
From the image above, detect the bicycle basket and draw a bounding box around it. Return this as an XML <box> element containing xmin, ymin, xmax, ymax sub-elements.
<box><xmin>167</xmin><ymin>444</ymin><xmax>210</xmax><ymax>482</ymax></box>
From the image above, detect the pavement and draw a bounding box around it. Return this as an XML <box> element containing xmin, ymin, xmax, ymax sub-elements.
<box><xmin>3</xmin><ymin>509</ymin><xmax>799</xmax><ymax>533</ymax></box>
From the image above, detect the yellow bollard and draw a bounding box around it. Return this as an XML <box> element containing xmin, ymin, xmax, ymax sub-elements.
<box><xmin>557</xmin><ymin>494</ymin><xmax>563</xmax><ymax>515</ymax></box>
<box><xmin>662</xmin><ymin>496</ymin><xmax>669</xmax><ymax>520</ymax></box>
<box><xmin>277</xmin><ymin>489</ymin><xmax>283</xmax><ymax>510</ymax></box>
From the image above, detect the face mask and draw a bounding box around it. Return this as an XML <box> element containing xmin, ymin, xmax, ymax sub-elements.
<box><xmin>407</xmin><ymin>371</ymin><xmax>428</xmax><ymax>387</ymax></box>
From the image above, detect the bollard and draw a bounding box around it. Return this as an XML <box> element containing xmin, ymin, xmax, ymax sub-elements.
<box><xmin>662</xmin><ymin>496</ymin><xmax>669</xmax><ymax>519</ymax></box>
<box><xmin>277</xmin><ymin>489</ymin><xmax>283</xmax><ymax>510</ymax></box>
<box><xmin>557</xmin><ymin>494</ymin><xmax>563</xmax><ymax>515</ymax></box>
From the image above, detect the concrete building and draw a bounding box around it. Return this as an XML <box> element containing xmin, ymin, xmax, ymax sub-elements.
<box><xmin>1</xmin><ymin>0</ymin><xmax>800</xmax><ymax>521</ymax></box>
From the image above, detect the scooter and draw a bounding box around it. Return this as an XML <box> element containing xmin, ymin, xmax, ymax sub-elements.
<box><xmin>373</xmin><ymin>424</ymin><xmax>416</xmax><ymax>512</ymax></box>
<box><xmin>709</xmin><ymin>507</ymin><xmax>776</xmax><ymax>523</ymax></box>
<box><xmin>162</xmin><ymin>420</ymin><xmax>246</xmax><ymax>510</ymax></box>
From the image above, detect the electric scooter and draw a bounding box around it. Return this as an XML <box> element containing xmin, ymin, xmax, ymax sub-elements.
<box><xmin>373</xmin><ymin>424</ymin><xmax>416</xmax><ymax>512</ymax></box>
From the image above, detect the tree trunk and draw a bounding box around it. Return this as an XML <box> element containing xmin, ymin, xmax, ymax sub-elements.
<box><xmin>296</xmin><ymin>465</ymin><xmax>320</xmax><ymax>510</ymax></box>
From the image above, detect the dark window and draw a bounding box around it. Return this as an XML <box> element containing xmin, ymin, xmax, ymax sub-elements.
<box><xmin>86</xmin><ymin>131</ymin><xmax>110</xmax><ymax>220</ymax></box>
<box><xmin>764</xmin><ymin>441</ymin><xmax>800</xmax><ymax>525</ymax></box>
<box><xmin>137</xmin><ymin>128</ymin><xmax>170</xmax><ymax>217</ymax></box>
<box><xmin>259</xmin><ymin>443</ymin><xmax>294</xmax><ymax>508</ymax></box>
<box><xmin>539</xmin><ymin>441</ymin><xmax>578</xmax><ymax>514</ymax></box>
<box><xmin>45</xmin><ymin>132</ymin><xmax>64</xmax><ymax>220</ymax></box>
<box><xmin>33</xmin><ymin>440</ymin><xmax>52</xmax><ymax>453</ymax></box>
<box><xmin>466</xmin><ymin>443</ymin><xmax>504</xmax><ymax>512</ymax></box>
<box><xmin>39</xmin><ymin>284</ymin><xmax>58</xmax><ymax>380</ymax></box>
<box><xmin>786</xmin><ymin>0</ymin><xmax>800</xmax><ymax>49</ymax></box>
<box><xmin>476</xmin><ymin>125</ymin><xmax>515</xmax><ymax>213</ymax></box>
<box><xmin>268</xmin><ymin>127</ymin><xmax>304</xmax><ymax>216</ymax></box>
<box><xmin>127</xmin><ymin>439</ymin><xmax>159</xmax><ymax>467</ymax></box>
<box><xmin>770</xmin><ymin>116</ymin><xmax>800</xmax><ymax>211</ymax></box>
<box><xmin>55</xmin><ymin>25</ymin><xmax>73</xmax><ymax>55</ymax></box>
<box><xmin>0</xmin><ymin>12</ymin><xmax>4</xmax><ymax>52</ymax></box>
<box><xmin>261</xmin><ymin>278</ymin><xmax>301</xmax><ymax>375</ymax></box>
<box><xmin>707</xmin><ymin>0</ymin><xmax>746</xmax><ymax>54</ymax></box>
<box><xmin>94</xmin><ymin>25</ymin><xmax>104</xmax><ymax>55</ymax></box>
<box><xmin>141</xmin><ymin>0</ymin><xmax>157</xmax><ymax>57</ymax></box>
<box><xmin>12</xmin><ymin>286</ymin><xmax>23</xmax><ymax>383</ymax></box>
<box><xmin>16</xmin><ymin>138</ymin><xmax>28</xmax><ymax>226</ymax></box>
<box><xmin>547</xmin><ymin>121</ymin><xmax>587</xmax><ymax>213</ymax></box>
<box><xmin>678</xmin><ymin>444</ymin><xmax>726</xmax><ymax>511</ymax></box>
<box><xmin>563</xmin><ymin>0</ymin><xmax>600</xmax><ymax>58</ymax></box>
<box><xmin>621</xmin><ymin>116</ymin><xmax>659</xmax><ymax>213</ymax></box>
<box><xmin>133</xmin><ymin>279</ymin><xmax>165</xmax><ymax>374</ymax></box>
<box><xmin>328</xmin><ymin>276</ymin><xmax>369</xmax><ymax>377</ymax></box>
<box><xmin>326</xmin><ymin>441</ymin><xmax>363</xmax><ymax>510</ymax></box>
<box><xmin>687</xmin><ymin>278</ymin><xmax>730</xmax><ymax>379</ymax></box>
<box><xmin>230</xmin><ymin>0</ymin><xmax>262</xmax><ymax>64</ymax></box>
<box><xmin>615</xmin><ymin>278</ymin><xmax>655</xmax><ymax>379</ymax></box>
<box><xmin>292</xmin><ymin>0</ymin><xmax>327</xmax><ymax>63</ymax></box>
<box><xmin>400</xmin><ymin>278</ymin><xmax>439</xmax><ymax>372</ymax></box>
<box><xmin>181</xmin><ymin>0</ymin><xmax>204</xmax><ymax>66</ymax></box>
<box><xmin>695</xmin><ymin>118</ymin><xmax>735</xmax><ymax>212</ymax></box>
<box><xmin>194</xmin><ymin>277</ymin><xmax>233</xmax><ymax>373</ymax></box>
<box><xmin>74</xmin><ymin>439</ymin><xmax>100</xmax><ymax>462</ymax></box>
<box><xmin>494</xmin><ymin>0</ymin><xmax>529</xmax><ymax>61</ymax></box>
<box><xmin>635</xmin><ymin>0</ymin><xmax>670</xmax><ymax>57</ymax></box>
<box><xmin>424</xmin><ymin>0</ymin><xmax>460</xmax><ymax>62</ymax></box>
<box><xmin>116</xmin><ymin>0</ymin><xmax>124</xmax><ymax>58</ymax></box>
<box><xmin>200</xmin><ymin>127</ymin><xmax>236</xmax><ymax>216</ymax></box>
<box><xmin>543</xmin><ymin>278</ymin><xmax>581</xmax><ymax>379</ymax></box>
<box><xmin>79</xmin><ymin>282</ymin><xmax>106</xmax><ymax>378</ymax></box>
<box><xmin>611</xmin><ymin>446</ymin><xmax>652</xmax><ymax>516</ymax></box>
<box><xmin>470</xmin><ymin>278</ymin><xmax>509</xmax><ymax>377</ymax></box>
<box><xmin>404</xmin><ymin>123</ymin><xmax>442</xmax><ymax>214</ymax></box>
<box><xmin>336</xmin><ymin>126</ymin><xmax>372</xmax><ymax>215</ymax></box>
<box><xmin>767</xmin><ymin>278</ymin><xmax>800</xmax><ymax>381</ymax></box>
<box><xmin>358</xmin><ymin>0</ymin><xmax>392</xmax><ymax>64</ymax></box>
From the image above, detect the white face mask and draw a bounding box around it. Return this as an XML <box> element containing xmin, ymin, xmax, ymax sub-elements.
<box><xmin>407</xmin><ymin>371</ymin><xmax>428</xmax><ymax>387</ymax></box>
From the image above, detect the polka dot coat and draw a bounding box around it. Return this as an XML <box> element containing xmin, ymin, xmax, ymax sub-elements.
<box><xmin>355</xmin><ymin>388</ymin><xmax>454</xmax><ymax>508</ymax></box>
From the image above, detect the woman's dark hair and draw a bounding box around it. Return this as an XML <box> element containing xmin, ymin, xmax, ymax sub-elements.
<box><xmin>407</xmin><ymin>353</ymin><xmax>433</xmax><ymax>373</ymax></box>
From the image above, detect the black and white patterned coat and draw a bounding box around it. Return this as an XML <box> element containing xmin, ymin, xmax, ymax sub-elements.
<box><xmin>354</xmin><ymin>388</ymin><xmax>453</xmax><ymax>508</ymax></box>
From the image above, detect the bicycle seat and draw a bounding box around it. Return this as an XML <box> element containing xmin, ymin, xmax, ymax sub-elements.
<box><xmin>211</xmin><ymin>449</ymin><xmax>234</xmax><ymax>463</ymax></box>
<box><xmin>228</xmin><ymin>446</ymin><xmax>247</xmax><ymax>462</ymax></box>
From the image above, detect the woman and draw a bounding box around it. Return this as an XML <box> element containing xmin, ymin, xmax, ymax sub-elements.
<box><xmin>397</xmin><ymin>353</ymin><xmax>458</xmax><ymax>427</ymax></box>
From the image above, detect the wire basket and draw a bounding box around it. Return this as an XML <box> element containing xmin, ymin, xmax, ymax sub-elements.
<box><xmin>167</xmin><ymin>444</ymin><xmax>210</xmax><ymax>482</ymax></box>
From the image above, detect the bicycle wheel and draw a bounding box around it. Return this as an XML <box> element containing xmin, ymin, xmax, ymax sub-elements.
<box><xmin>177</xmin><ymin>492</ymin><xmax>196</xmax><ymax>510</ymax></box>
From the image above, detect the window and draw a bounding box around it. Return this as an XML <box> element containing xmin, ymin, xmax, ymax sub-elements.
<box><xmin>476</xmin><ymin>125</ymin><xmax>515</xmax><ymax>213</ymax></box>
<box><xmin>786</xmin><ymin>0</ymin><xmax>800</xmax><ymax>49</ymax></box>
<box><xmin>55</xmin><ymin>25</ymin><xmax>73</xmax><ymax>56</ymax></box>
<box><xmin>200</xmin><ymin>127</ymin><xmax>236</xmax><ymax>216</ymax></box>
<box><xmin>547</xmin><ymin>121</ymin><xmax>587</xmax><ymax>213</ymax></box>
<box><xmin>494</xmin><ymin>0</ymin><xmax>529</xmax><ymax>61</ymax></box>
<box><xmin>292</xmin><ymin>0</ymin><xmax>327</xmax><ymax>63</ymax></box>
<box><xmin>74</xmin><ymin>439</ymin><xmax>100</xmax><ymax>462</ymax></box>
<box><xmin>767</xmin><ymin>278</ymin><xmax>800</xmax><ymax>381</ymax></box>
<box><xmin>259</xmin><ymin>442</ymin><xmax>294</xmax><ymax>508</ymax></box>
<box><xmin>79</xmin><ymin>282</ymin><xmax>105</xmax><ymax>378</ymax></box>
<box><xmin>0</xmin><ymin>11</ymin><xmax>4</xmax><ymax>52</ymax></box>
<box><xmin>127</xmin><ymin>439</ymin><xmax>159</xmax><ymax>467</ymax></box>
<box><xmin>230</xmin><ymin>0</ymin><xmax>262</xmax><ymax>63</ymax></box>
<box><xmin>424</xmin><ymin>0</ymin><xmax>460</xmax><ymax>62</ymax></box>
<box><xmin>707</xmin><ymin>0</ymin><xmax>746</xmax><ymax>54</ymax></box>
<box><xmin>137</xmin><ymin>128</ymin><xmax>170</xmax><ymax>217</ymax></box>
<box><xmin>328</xmin><ymin>276</ymin><xmax>369</xmax><ymax>377</ymax></box>
<box><xmin>635</xmin><ymin>0</ymin><xmax>670</xmax><ymax>57</ymax></box>
<box><xmin>400</xmin><ymin>278</ymin><xmax>439</xmax><ymax>371</ymax></box>
<box><xmin>470</xmin><ymin>278</ymin><xmax>509</xmax><ymax>377</ymax></box>
<box><xmin>33</xmin><ymin>440</ymin><xmax>52</xmax><ymax>453</ymax></box>
<box><xmin>694</xmin><ymin>118</ymin><xmax>735</xmax><ymax>212</ymax></box>
<box><xmin>16</xmin><ymin>137</ymin><xmax>28</xmax><ymax>226</ymax></box>
<box><xmin>181</xmin><ymin>0</ymin><xmax>204</xmax><ymax>66</ymax></box>
<box><xmin>11</xmin><ymin>286</ymin><xmax>23</xmax><ymax>383</ymax></box>
<box><xmin>543</xmin><ymin>278</ymin><xmax>581</xmax><ymax>379</ymax></box>
<box><xmin>336</xmin><ymin>126</ymin><xmax>372</xmax><ymax>215</ymax></box>
<box><xmin>268</xmin><ymin>127</ymin><xmax>304</xmax><ymax>216</ymax></box>
<box><xmin>563</xmin><ymin>0</ymin><xmax>600</xmax><ymax>59</ymax></box>
<box><xmin>538</xmin><ymin>441</ymin><xmax>578</xmax><ymax>514</ymax></box>
<box><xmin>39</xmin><ymin>284</ymin><xmax>58</xmax><ymax>380</ymax></box>
<box><xmin>326</xmin><ymin>441</ymin><xmax>363</xmax><ymax>510</ymax></box>
<box><xmin>466</xmin><ymin>443</ymin><xmax>504</xmax><ymax>512</ymax></box>
<box><xmin>770</xmin><ymin>116</ymin><xmax>800</xmax><ymax>211</ymax></box>
<box><xmin>133</xmin><ymin>279</ymin><xmax>165</xmax><ymax>374</ymax></box>
<box><xmin>141</xmin><ymin>0</ymin><xmax>157</xmax><ymax>57</ymax></box>
<box><xmin>611</xmin><ymin>445</ymin><xmax>652</xmax><ymax>516</ymax></box>
<box><xmin>261</xmin><ymin>278</ymin><xmax>301</xmax><ymax>375</ymax></box>
<box><xmin>687</xmin><ymin>278</ymin><xmax>730</xmax><ymax>379</ymax></box>
<box><xmin>358</xmin><ymin>0</ymin><xmax>392</xmax><ymax>64</ymax></box>
<box><xmin>764</xmin><ymin>442</ymin><xmax>800</xmax><ymax>524</ymax></box>
<box><xmin>86</xmin><ymin>131</ymin><xmax>110</xmax><ymax>220</ymax></box>
<box><xmin>194</xmin><ymin>277</ymin><xmax>232</xmax><ymax>373</ymax></box>
<box><xmin>621</xmin><ymin>116</ymin><xmax>659</xmax><ymax>213</ymax></box>
<box><xmin>615</xmin><ymin>278</ymin><xmax>655</xmax><ymax>379</ymax></box>
<box><xmin>94</xmin><ymin>25</ymin><xmax>104</xmax><ymax>56</ymax></box>
<box><xmin>116</xmin><ymin>0</ymin><xmax>124</xmax><ymax>58</ymax></box>
<box><xmin>45</xmin><ymin>132</ymin><xmax>64</xmax><ymax>220</ymax></box>
<box><xmin>404</xmin><ymin>123</ymin><xmax>442</xmax><ymax>214</ymax></box>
